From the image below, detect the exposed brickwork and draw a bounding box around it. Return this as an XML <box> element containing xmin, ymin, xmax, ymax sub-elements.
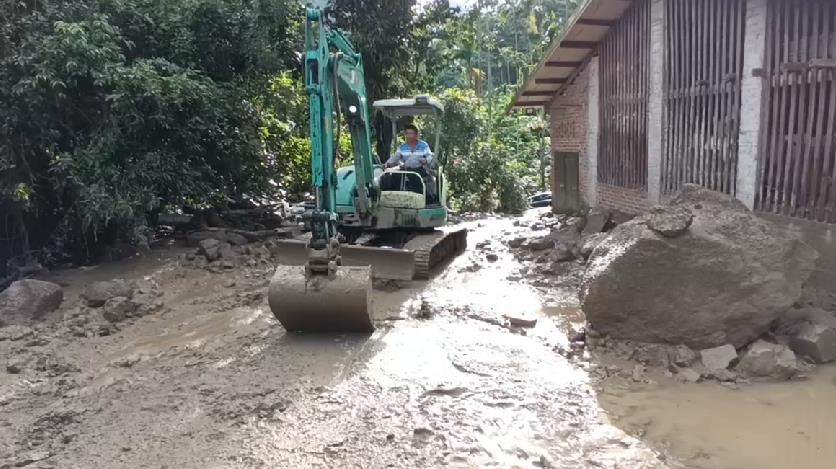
<box><xmin>549</xmin><ymin>62</ymin><xmax>589</xmax><ymax>211</ymax></box>
<box><xmin>597</xmin><ymin>183</ymin><xmax>651</xmax><ymax>214</ymax></box>
<box><xmin>547</xmin><ymin>61</ymin><xmax>650</xmax><ymax>215</ymax></box>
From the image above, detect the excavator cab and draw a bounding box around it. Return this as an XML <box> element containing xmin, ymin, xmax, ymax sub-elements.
<box><xmin>373</xmin><ymin>96</ymin><xmax>448</xmax><ymax>212</ymax></box>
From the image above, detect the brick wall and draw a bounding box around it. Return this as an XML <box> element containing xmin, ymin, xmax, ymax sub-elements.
<box><xmin>547</xmin><ymin>60</ymin><xmax>650</xmax><ymax>215</ymax></box>
<box><xmin>597</xmin><ymin>183</ymin><xmax>651</xmax><ymax>214</ymax></box>
<box><xmin>549</xmin><ymin>62</ymin><xmax>589</xmax><ymax>211</ymax></box>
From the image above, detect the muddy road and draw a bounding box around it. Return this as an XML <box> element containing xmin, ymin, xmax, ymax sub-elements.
<box><xmin>1</xmin><ymin>212</ymin><xmax>835</xmax><ymax>468</ymax></box>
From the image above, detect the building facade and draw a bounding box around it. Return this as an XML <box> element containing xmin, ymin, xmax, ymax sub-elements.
<box><xmin>515</xmin><ymin>0</ymin><xmax>836</xmax><ymax>225</ymax></box>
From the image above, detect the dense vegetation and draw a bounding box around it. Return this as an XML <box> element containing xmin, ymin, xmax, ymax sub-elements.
<box><xmin>1</xmin><ymin>0</ymin><xmax>576</xmax><ymax>276</ymax></box>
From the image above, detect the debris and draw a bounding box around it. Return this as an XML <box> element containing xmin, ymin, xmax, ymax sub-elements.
<box><xmin>671</xmin><ymin>344</ymin><xmax>698</xmax><ymax>367</ymax></box>
<box><xmin>583</xmin><ymin>208</ymin><xmax>611</xmax><ymax>235</ymax></box>
<box><xmin>485</xmin><ymin>253</ymin><xmax>499</xmax><ymax>262</ymax></box>
<box><xmin>737</xmin><ymin>340</ymin><xmax>800</xmax><ymax>380</ymax></box>
<box><xmin>0</xmin><ymin>325</ymin><xmax>35</xmax><ymax>341</ymax></box>
<box><xmin>790</xmin><ymin>323</ymin><xmax>836</xmax><ymax>364</ymax></box>
<box><xmin>676</xmin><ymin>368</ymin><xmax>701</xmax><ymax>383</ymax></box>
<box><xmin>187</xmin><ymin>229</ymin><xmax>248</xmax><ymax>246</ymax></box>
<box><xmin>506</xmin><ymin>315</ymin><xmax>538</xmax><ymax>328</ymax></box>
<box><xmin>700</xmin><ymin>344</ymin><xmax>738</xmax><ymax>371</ymax></box>
<box><xmin>198</xmin><ymin>239</ymin><xmax>222</xmax><ymax>261</ymax></box>
<box><xmin>0</xmin><ymin>279</ymin><xmax>64</xmax><ymax>326</ymax></box>
<box><xmin>580</xmin><ymin>185</ymin><xmax>817</xmax><ymax>348</ymax></box>
<box><xmin>218</xmin><ymin>242</ymin><xmax>236</xmax><ymax>260</ymax></box>
<box><xmin>550</xmin><ymin>244</ymin><xmax>575</xmax><ymax>262</ymax></box>
<box><xmin>507</xmin><ymin>237</ymin><xmax>525</xmax><ymax>248</ymax></box>
<box><xmin>646</xmin><ymin>205</ymin><xmax>693</xmax><ymax>237</ymax></box>
<box><xmin>6</xmin><ymin>360</ymin><xmax>23</xmax><ymax>374</ymax></box>
<box><xmin>82</xmin><ymin>279</ymin><xmax>134</xmax><ymax>307</ymax></box>
<box><xmin>102</xmin><ymin>296</ymin><xmax>138</xmax><ymax>323</ymax></box>
<box><xmin>578</xmin><ymin>233</ymin><xmax>607</xmax><ymax>260</ymax></box>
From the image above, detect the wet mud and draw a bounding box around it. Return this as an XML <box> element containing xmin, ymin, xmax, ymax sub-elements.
<box><xmin>0</xmin><ymin>211</ymin><xmax>833</xmax><ymax>468</ymax></box>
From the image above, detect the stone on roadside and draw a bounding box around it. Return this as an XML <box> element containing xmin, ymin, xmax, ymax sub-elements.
<box><xmin>790</xmin><ymin>323</ymin><xmax>836</xmax><ymax>364</ymax></box>
<box><xmin>737</xmin><ymin>340</ymin><xmax>800</xmax><ymax>380</ymax></box>
<box><xmin>0</xmin><ymin>279</ymin><xmax>64</xmax><ymax>326</ymax></box>
<box><xmin>646</xmin><ymin>205</ymin><xmax>693</xmax><ymax>238</ymax></box>
<box><xmin>700</xmin><ymin>344</ymin><xmax>738</xmax><ymax>371</ymax></box>
<box><xmin>580</xmin><ymin>184</ymin><xmax>817</xmax><ymax>348</ymax></box>
<box><xmin>583</xmin><ymin>208</ymin><xmax>611</xmax><ymax>235</ymax></box>
<box><xmin>187</xmin><ymin>229</ymin><xmax>248</xmax><ymax>246</ymax></box>
<box><xmin>0</xmin><ymin>324</ymin><xmax>35</xmax><ymax>341</ymax></box>
<box><xmin>671</xmin><ymin>344</ymin><xmax>698</xmax><ymax>367</ymax></box>
<box><xmin>578</xmin><ymin>233</ymin><xmax>607</xmax><ymax>261</ymax></box>
<box><xmin>198</xmin><ymin>239</ymin><xmax>222</xmax><ymax>262</ymax></box>
<box><xmin>217</xmin><ymin>242</ymin><xmax>236</xmax><ymax>260</ymax></box>
<box><xmin>507</xmin><ymin>315</ymin><xmax>538</xmax><ymax>328</ymax></box>
<box><xmin>676</xmin><ymin>367</ymin><xmax>701</xmax><ymax>383</ymax></box>
<box><xmin>507</xmin><ymin>237</ymin><xmax>525</xmax><ymax>249</ymax></box>
<box><xmin>102</xmin><ymin>296</ymin><xmax>138</xmax><ymax>323</ymax></box>
<box><xmin>82</xmin><ymin>279</ymin><xmax>134</xmax><ymax>307</ymax></box>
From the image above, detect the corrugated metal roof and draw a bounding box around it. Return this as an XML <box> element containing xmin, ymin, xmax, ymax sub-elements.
<box><xmin>512</xmin><ymin>0</ymin><xmax>634</xmax><ymax>109</ymax></box>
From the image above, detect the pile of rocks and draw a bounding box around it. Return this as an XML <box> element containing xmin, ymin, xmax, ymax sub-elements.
<box><xmin>577</xmin><ymin>184</ymin><xmax>833</xmax><ymax>382</ymax></box>
<box><xmin>80</xmin><ymin>278</ymin><xmax>164</xmax><ymax>327</ymax></box>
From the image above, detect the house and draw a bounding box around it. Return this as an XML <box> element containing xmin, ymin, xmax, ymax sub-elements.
<box><xmin>513</xmin><ymin>0</ymin><xmax>836</xmax><ymax>226</ymax></box>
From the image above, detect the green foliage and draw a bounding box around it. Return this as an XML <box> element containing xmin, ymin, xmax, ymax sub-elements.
<box><xmin>0</xmin><ymin>0</ymin><xmax>303</xmax><ymax>267</ymax></box>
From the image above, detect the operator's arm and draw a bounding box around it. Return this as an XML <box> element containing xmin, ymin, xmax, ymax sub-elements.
<box><xmin>385</xmin><ymin>148</ymin><xmax>404</xmax><ymax>168</ymax></box>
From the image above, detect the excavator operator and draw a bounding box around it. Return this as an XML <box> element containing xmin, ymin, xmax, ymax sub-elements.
<box><xmin>384</xmin><ymin>124</ymin><xmax>437</xmax><ymax>202</ymax></box>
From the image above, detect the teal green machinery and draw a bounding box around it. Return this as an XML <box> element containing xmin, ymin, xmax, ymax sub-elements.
<box><xmin>268</xmin><ymin>5</ymin><xmax>466</xmax><ymax>333</ymax></box>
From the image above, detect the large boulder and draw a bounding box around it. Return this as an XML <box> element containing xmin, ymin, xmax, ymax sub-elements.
<box><xmin>82</xmin><ymin>279</ymin><xmax>135</xmax><ymax>307</ymax></box>
<box><xmin>0</xmin><ymin>279</ymin><xmax>64</xmax><ymax>326</ymax></box>
<box><xmin>580</xmin><ymin>185</ymin><xmax>817</xmax><ymax>349</ymax></box>
<box><xmin>737</xmin><ymin>340</ymin><xmax>801</xmax><ymax>380</ymax></box>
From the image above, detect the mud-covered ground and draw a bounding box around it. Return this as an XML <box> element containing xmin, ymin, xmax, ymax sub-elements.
<box><xmin>2</xmin><ymin>212</ymin><xmax>835</xmax><ymax>469</ymax></box>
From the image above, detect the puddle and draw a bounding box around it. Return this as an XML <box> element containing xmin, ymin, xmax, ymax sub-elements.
<box><xmin>600</xmin><ymin>366</ymin><xmax>836</xmax><ymax>469</ymax></box>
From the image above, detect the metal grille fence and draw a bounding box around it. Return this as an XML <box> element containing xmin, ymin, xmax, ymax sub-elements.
<box><xmin>756</xmin><ymin>0</ymin><xmax>836</xmax><ymax>222</ymax></box>
<box><xmin>598</xmin><ymin>0</ymin><xmax>650</xmax><ymax>189</ymax></box>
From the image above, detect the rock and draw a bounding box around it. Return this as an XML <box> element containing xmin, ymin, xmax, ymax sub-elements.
<box><xmin>485</xmin><ymin>253</ymin><xmax>499</xmax><ymax>262</ymax></box>
<box><xmin>526</xmin><ymin>236</ymin><xmax>555</xmax><ymax>251</ymax></box>
<box><xmin>550</xmin><ymin>244</ymin><xmax>575</xmax><ymax>263</ymax></box>
<box><xmin>632</xmin><ymin>343</ymin><xmax>672</xmax><ymax>367</ymax></box>
<box><xmin>774</xmin><ymin>306</ymin><xmax>836</xmax><ymax>336</ymax></box>
<box><xmin>700</xmin><ymin>344</ymin><xmax>738</xmax><ymax>371</ymax></box>
<box><xmin>646</xmin><ymin>205</ymin><xmax>693</xmax><ymax>237</ymax></box>
<box><xmin>583</xmin><ymin>208</ymin><xmax>611</xmax><ymax>235</ymax></box>
<box><xmin>6</xmin><ymin>359</ymin><xmax>23</xmax><ymax>374</ymax></box>
<box><xmin>0</xmin><ymin>324</ymin><xmax>35</xmax><ymax>341</ymax></box>
<box><xmin>507</xmin><ymin>315</ymin><xmax>538</xmax><ymax>328</ymax></box>
<box><xmin>507</xmin><ymin>237</ymin><xmax>525</xmax><ymax>248</ymax></box>
<box><xmin>580</xmin><ymin>185</ymin><xmax>817</xmax><ymax>348</ymax></box>
<box><xmin>217</xmin><ymin>242</ymin><xmax>236</xmax><ymax>260</ymax></box>
<box><xmin>82</xmin><ymin>279</ymin><xmax>134</xmax><ymax>307</ymax></box>
<box><xmin>676</xmin><ymin>367</ymin><xmax>701</xmax><ymax>383</ymax></box>
<box><xmin>578</xmin><ymin>233</ymin><xmax>607</xmax><ymax>260</ymax></box>
<box><xmin>737</xmin><ymin>340</ymin><xmax>800</xmax><ymax>380</ymax></box>
<box><xmin>187</xmin><ymin>230</ymin><xmax>248</xmax><ymax>246</ymax></box>
<box><xmin>790</xmin><ymin>323</ymin><xmax>836</xmax><ymax>364</ymax></box>
<box><xmin>102</xmin><ymin>296</ymin><xmax>138</xmax><ymax>323</ymax></box>
<box><xmin>0</xmin><ymin>279</ymin><xmax>64</xmax><ymax>326</ymax></box>
<box><xmin>671</xmin><ymin>344</ymin><xmax>698</xmax><ymax>367</ymax></box>
<box><xmin>198</xmin><ymin>239</ymin><xmax>222</xmax><ymax>262</ymax></box>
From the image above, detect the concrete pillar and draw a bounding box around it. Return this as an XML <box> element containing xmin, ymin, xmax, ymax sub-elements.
<box><xmin>647</xmin><ymin>0</ymin><xmax>665</xmax><ymax>205</ymax></box>
<box><xmin>585</xmin><ymin>56</ymin><xmax>600</xmax><ymax>207</ymax></box>
<box><xmin>736</xmin><ymin>0</ymin><xmax>768</xmax><ymax>210</ymax></box>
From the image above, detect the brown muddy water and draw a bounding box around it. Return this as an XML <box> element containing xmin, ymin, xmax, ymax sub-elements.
<box><xmin>1</xmin><ymin>211</ymin><xmax>835</xmax><ymax>468</ymax></box>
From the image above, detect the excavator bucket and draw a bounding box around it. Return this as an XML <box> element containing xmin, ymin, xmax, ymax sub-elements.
<box><xmin>268</xmin><ymin>265</ymin><xmax>374</xmax><ymax>333</ymax></box>
<box><xmin>268</xmin><ymin>240</ymin><xmax>418</xmax><ymax>280</ymax></box>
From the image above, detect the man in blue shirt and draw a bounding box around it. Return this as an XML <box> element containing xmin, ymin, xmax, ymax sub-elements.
<box><xmin>385</xmin><ymin>124</ymin><xmax>437</xmax><ymax>201</ymax></box>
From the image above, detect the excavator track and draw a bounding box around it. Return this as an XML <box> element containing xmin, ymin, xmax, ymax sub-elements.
<box><xmin>268</xmin><ymin>227</ymin><xmax>467</xmax><ymax>281</ymax></box>
<box><xmin>405</xmin><ymin>228</ymin><xmax>468</xmax><ymax>279</ymax></box>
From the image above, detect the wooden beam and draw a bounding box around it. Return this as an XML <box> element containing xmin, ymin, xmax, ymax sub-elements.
<box><xmin>522</xmin><ymin>91</ymin><xmax>556</xmax><ymax>97</ymax></box>
<box><xmin>576</xmin><ymin>18</ymin><xmax>615</xmax><ymax>27</ymax></box>
<box><xmin>545</xmin><ymin>61</ymin><xmax>583</xmax><ymax>67</ymax></box>
<box><xmin>513</xmin><ymin>100</ymin><xmax>547</xmax><ymax>107</ymax></box>
<box><xmin>560</xmin><ymin>40</ymin><xmax>598</xmax><ymax>49</ymax></box>
<box><xmin>534</xmin><ymin>78</ymin><xmax>567</xmax><ymax>84</ymax></box>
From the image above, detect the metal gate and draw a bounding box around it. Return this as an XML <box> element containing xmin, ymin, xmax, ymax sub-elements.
<box><xmin>598</xmin><ymin>0</ymin><xmax>649</xmax><ymax>189</ymax></box>
<box><xmin>554</xmin><ymin>151</ymin><xmax>580</xmax><ymax>213</ymax></box>
<box><xmin>661</xmin><ymin>0</ymin><xmax>747</xmax><ymax>195</ymax></box>
<box><xmin>756</xmin><ymin>0</ymin><xmax>836</xmax><ymax>222</ymax></box>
